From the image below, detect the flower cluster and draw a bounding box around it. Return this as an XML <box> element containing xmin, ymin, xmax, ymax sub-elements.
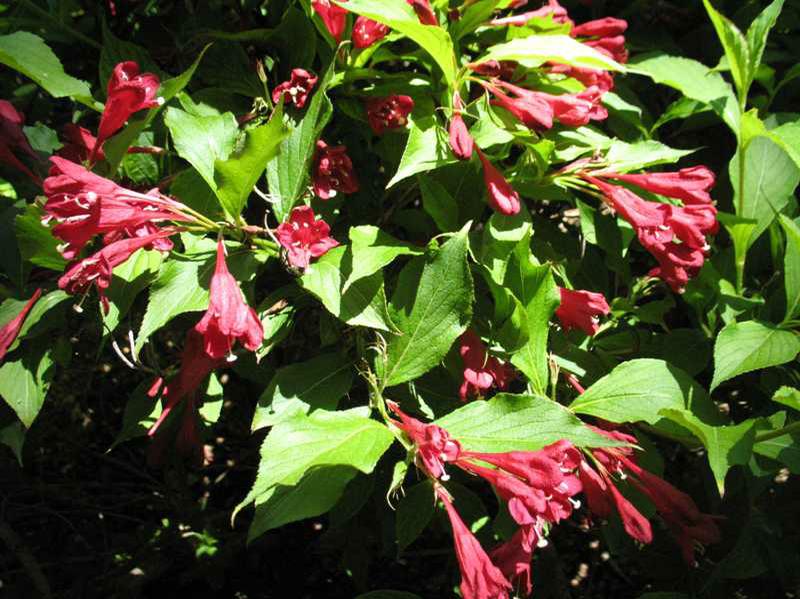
<box><xmin>312</xmin><ymin>0</ymin><xmax>437</xmax><ymax>45</ymax></box>
<box><xmin>555</xmin><ymin>287</ymin><xmax>611</xmax><ymax>336</ymax></box>
<box><xmin>387</xmin><ymin>403</ymin><xmax>721</xmax><ymax>597</ymax></box>
<box><xmin>581</xmin><ymin>167</ymin><xmax>718</xmax><ymax>292</ymax></box>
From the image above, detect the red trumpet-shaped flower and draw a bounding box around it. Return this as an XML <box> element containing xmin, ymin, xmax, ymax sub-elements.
<box><xmin>549</xmin><ymin>63</ymin><xmax>616</xmax><ymax>93</ymax></box>
<box><xmin>312</xmin><ymin>140</ymin><xmax>359</xmax><ymax>199</ymax></box>
<box><xmin>490</xmin><ymin>528</ymin><xmax>533</xmax><ymax>597</ymax></box>
<box><xmin>407</xmin><ymin>0</ymin><xmax>438</xmax><ymax>25</ymax></box>
<box><xmin>600</xmin><ymin>166</ymin><xmax>716</xmax><ymax>205</ymax></box>
<box><xmin>572</xmin><ymin>17</ymin><xmax>627</xmax><ymax>38</ymax></box>
<box><xmin>468</xmin><ymin>60</ymin><xmax>518</xmax><ymax>80</ymax></box>
<box><xmin>0</xmin><ymin>288</ymin><xmax>42</xmax><ymax>362</ymax></box>
<box><xmin>366</xmin><ymin>95</ymin><xmax>414</xmax><ymax>134</ymax></box>
<box><xmin>58</xmin><ymin>227</ymin><xmax>177</xmax><ymax>313</ymax></box>
<box><xmin>312</xmin><ymin>0</ymin><xmax>348</xmax><ymax>42</ymax></box>
<box><xmin>477</xmin><ymin>150</ymin><xmax>520</xmax><ymax>215</ymax></box>
<box><xmin>60</xmin><ymin>124</ymin><xmax>105</xmax><ymax>163</ymax></box>
<box><xmin>555</xmin><ymin>288</ymin><xmax>610</xmax><ymax>335</ymax></box>
<box><xmin>194</xmin><ymin>240</ymin><xmax>264</xmax><ymax>360</ymax></box>
<box><xmin>387</xmin><ymin>401</ymin><xmax>461</xmax><ymax>480</ymax></box>
<box><xmin>95</xmin><ymin>62</ymin><xmax>161</xmax><ymax>156</ymax></box>
<box><xmin>489</xmin><ymin>0</ymin><xmax>571</xmax><ymax>27</ymax></box>
<box><xmin>489</xmin><ymin>81</ymin><xmax>607</xmax><ymax>129</ymax></box>
<box><xmin>459</xmin><ymin>329</ymin><xmax>514</xmax><ymax>400</ymax></box>
<box><xmin>43</xmin><ymin>157</ymin><xmax>191</xmax><ymax>259</ymax></box>
<box><xmin>438</xmin><ymin>488</ymin><xmax>513</xmax><ymax>599</ymax></box>
<box><xmin>275</xmin><ymin>206</ymin><xmax>339</xmax><ymax>270</ymax></box>
<box><xmin>352</xmin><ymin>16</ymin><xmax>390</xmax><ymax>48</ymax></box>
<box><xmin>0</xmin><ymin>100</ymin><xmax>40</xmax><ymax>183</ymax></box>
<box><xmin>272</xmin><ymin>68</ymin><xmax>318</xmax><ymax>109</ymax></box>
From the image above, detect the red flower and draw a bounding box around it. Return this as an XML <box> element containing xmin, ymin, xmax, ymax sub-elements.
<box><xmin>312</xmin><ymin>140</ymin><xmax>359</xmax><ymax>199</ymax></box>
<box><xmin>0</xmin><ymin>288</ymin><xmax>42</xmax><ymax>362</ymax></box>
<box><xmin>95</xmin><ymin>62</ymin><xmax>161</xmax><ymax>155</ymax></box>
<box><xmin>585</xmin><ymin>35</ymin><xmax>628</xmax><ymax>64</ymax></box>
<box><xmin>387</xmin><ymin>401</ymin><xmax>461</xmax><ymax>480</ymax></box>
<box><xmin>102</xmin><ymin>221</ymin><xmax>176</xmax><ymax>252</ymax></box>
<box><xmin>60</xmin><ymin>124</ymin><xmax>105</xmax><ymax>163</ymax></box>
<box><xmin>366</xmin><ymin>95</ymin><xmax>414</xmax><ymax>134</ymax></box>
<box><xmin>477</xmin><ymin>150</ymin><xmax>521</xmax><ymax>215</ymax></box>
<box><xmin>438</xmin><ymin>488</ymin><xmax>512</xmax><ymax>599</ymax></box>
<box><xmin>272</xmin><ymin>69</ymin><xmax>318</xmax><ymax>109</ymax></box>
<box><xmin>571</xmin><ymin>17</ymin><xmax>627</xmax><ymax>38</ymax></box>
<box><xmin>555</xmin><ymin>288</ymin><xmax>610</xmax><ymax>335</ymax></box>
<box><xmin>601</xmin><ymin>166</ymin><xmax>716</xmax><ymax>205</ymax></box>
<box><xmin>43</xmin><ymin>157</ymin><xmax>191</xmax><ymax>259</ymax></box>
<box><xmin>485</xmin><ymin>82</ymin><xmax>553</xmax><ymax>130</ymax></box>
<box><xmin>459</xmin><ymin>329</ymin><xmax>514</xmax><ymax>400</ymax></box>
<box><xmin>406</xmin><ymin>0</ymin><xmax>438</xmax><ymax>25</ymax></box>
<box><xmin>490</xmin><ymin>528</ymin><xmax>533</xmax><ymax>597</ymax></box>
<box><xmin>195</xmin><ymin>240</ymin><xmax>263</xmax><ymax>360</ymax></box>
<box><xmin>275</xmin><ymin>205</ymin><xmax>339</xmax><ymax>270</ymax></box>
<box><xmin>312</xmin><ymin>0</ymin><xmax>348</xmax><ymax>42</ymax></box>
<box><xmin>352</xmin><ymin>16</ymin><xmax>390</xmax><ymax>48</ymax></box>
<box><xmin>0</xmin><ymin>100</ymin><xmax>40</xmax><ymax>183</ymax></box>
<box><xmin>468</xmin><ymin>60</ymin><xmax>518</xmax><ymax>80</ymax></box>
<box><xmin>549</xmin><ymin>63</ymin><xmax>616</xmax><ymax>93</ymax></box>
<box><xmin>58</xmin><ymin>227</ymin><xmax>177</xmax><ymax>313</ymax></box>
<box><xmin>489</xmin><ymin>0</ymin><xmax>571</xmax><ymax>27</ymax></box>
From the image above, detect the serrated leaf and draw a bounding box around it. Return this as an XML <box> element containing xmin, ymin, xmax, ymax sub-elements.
<box><xmin>605</xmin><ymin>139</ymin><xmax>695</xmax><ymax>172</ymax></box>
<box><xmin>248</xmin><ymin>465</ymin><xmax>357</xmax><ymax>541</ymax></box>
<box><xmin>334</xmin><ymin>0</ymin><xmax>457</xmax><ymax>86</ymax></box>
<box><xmin>266</xmin><ymin>60</ymin><xmax>334</xmax><ymax>222</ymax></box>
<box><xmin>0</xmin><ymin>344</ymin><xmax>53</xmax><ymax>427</ymax></box>
<box><xmin>570</xmin><ymin>359</ymin><xmax>722</xmax><ymax>426</ymax></box>
<box><xmin>236</xmin><ymin>409</ymin><xmax>394</xmax><ymax>523</ymax></box>
<box><xmin>778</xmin><ymin>215</ymin><xmax>800</xmax><ymax>320</ymax></box>
<box><xmin>15</xmin><ymin>204</ymin><xmax>67</xmax><ymax>271</ymax></box>
<box><xmin>702</xmin><ymin>0</ymin><xmax>751</xmax><ymax>100</ymax></box>
<box><xmin>396</xmin><ymin>480</ymin><xmax>434</xmax><ymax>552</ymax></box>
<box><xmin>0</xmin><ymin>32</ymin><xmax>93</xmax><ymax>107</ymax></box>
<box><xmin>214</xmin><ymin>102</ymin><xmax>288</xmax><ymax>219</ymax></box>
<box><xmin>381</xmin><ymin>226</ymin><xmax>473</xmax><ymax>387</ymax></box>
<box><xmin>103</xmin><ymin>248</ymin><xmax>163</xmax><ymax>332</ymax></box>
<box><xmin>300</xmin><ymin>245</ymin><xmax>396</xmax><ymax>332</ymax></box>
<box><xmin>387</xmin><ymin>112</ymin><xmax>457</xmax><ymax>188</ymax></box>
<box><xmin>772</xmin><ymin>386</ymin><xmax>800</xmax><ymax>412</ymax></box>
<box><xmin>252</xmin><ymin>353</ymin><xmax>353</xmax><ymax>430</ymax></box>
<box><xmin>628</xmin><ymin>53</ymin><xmax>740</xmax><ymax>132</ymax></box>
<box><xmin>344</xmin><ymin>225</ymin><xmax>423</xmax><ymax>292</ymax></box>
<box><xmin>480</xmin><ymin>34</ymin><xmax>623</xmax><ymax>72</ymax></box>
<box><xmin>711</xmin><ymin>321</ymin><xmax>800</xmax><ymax>390</ymax></box>
<box><xmin>23</xmin><ymin>123</ymin><xmax>61</xmax><ymax>154</ymax></box>
<box><xmin>745</xmin><ymin>1</ymin><xmax>784</xmax><ymax>93</ymax></box>
<box><xmin>418</xmin><ymin>176</ymin><xmax>459</xmax><ymax>232</ymax></box>
<box><xmin>164</xmin><ymin>107</ymin><xmax>239</xmax><ymax>190</ymax></box>
<box><xmin>436</xmin><ymin>393</ymin><xmax>617</xmax><ymax>452</ymax></box>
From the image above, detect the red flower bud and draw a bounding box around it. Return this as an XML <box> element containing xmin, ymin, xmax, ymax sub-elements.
<box><xmin>572</xmin><ymin>17</ymin><xmax>627</xmax><ymax>38</ymax></box>
<box><xmin>311</xmin><ymin>0</ymin><xmax>348</xmax><ymax>41</ymax></box>
<box><xmin>272</xmin><ymin>68</ymin><xmax>318</xmax><ymax>109</ymax></box>
<box><xmin>366</xmin><ymin>95</ymin><xmax>415</xmax><ymax>134</ymax></box>
<box><xmin>601</xmin><ymin>166</ymin><xmax>716</xmax><ymax>205</ymax></box>
<box><xmin>352</xmin><ymin>16</ymin><xmax>390</xmax><ymax>48</ymax></box>
<box><xmin>477</xmin><ymin>150</ymin><xmax>521</xmax><ymax>215</ymax></box>
<box><xmin>275</xmin><ymin>205</ymin><xmax>339</xmax><ymax>270</ymax></box>
<box><xmin>0</xmin><ymin>288</ymin><xmax>42</xmax><ymax>363</ymax></box>
<box><xmin>406</xmin><ymin>0</ymin><xmax>438</xmax><ymax>25</ymax></box>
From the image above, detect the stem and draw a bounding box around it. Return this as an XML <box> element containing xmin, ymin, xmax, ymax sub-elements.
<box><xmin>754</xmin><ymin>420</ymin><xmax>800</xmax><ymax>443</ymax></box>
<box><xmin>19</xmin><ymin>0</ymin><xmax>102</xmax><ymax>49</ymax></box>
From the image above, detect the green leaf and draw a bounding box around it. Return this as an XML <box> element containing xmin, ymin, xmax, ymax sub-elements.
<box><xmin>15</xmin><ymin>204</ymin><xmax>67</xmax><ymax>271</ymax></box>
<box><xmin>730</xmin><ymin>136</ymin><xmax>800</xmax><ymax>244</ymax></box>
<box><xmin>0</xmin><ymin>345</ymin><xmax>53</xmax><ymax>427</ymax></box>
<box><xmin>570</xmin><ymin>359</ymin><xmax>721</xmax><ymax>426</ymax></box>
<box><xmin>772</xmin><ymin>386</ymin><xmax>800</xmax><ymax>412</ymax></box>
<box><xmin>435</xmin><ymin>393</ymin><xmax>618</xmax><ymax>453</ymax></box>
<box><xmin>770</xmin><ymin>120</ymin><xmax>800</xmax><ymax>169</ymax></box>
<box><xmin>0</xmin><ymin>290</ymin><xmax>69</xmax><ymax>347</ymax></box>
<box><xmin>418</xmin><ymin>176</ymin><xmax>459</xmax><ymax>232</ymax></box>
<box><xmin>717</xmin><ymin>212</ymin><xmax>758</xmax><ymax>290</ymax></box>
<box><xmin>505</xmin><ymin>236</ymin><xmax>559</xmax><ymax>395</ymax></box>
<box><xmin>628</xmin><ymin>53</ymin><xmax>740</xmax><ymax>132</ymax></box>
<box><xmin>170</xmin><ymin>169</ymin><xmax>222</xmax><ymax>220</ymax></box>
<box><xmin>661</xmin><ymin>409</ymin><xmax>755</xmax><ymax>494</ymax></box>
<box><xmin>266</xmin><ymin>61</ymin><xmax>335</xmax><ymax>222</ymax></box>
<box><xmin>711</xmin><ymin>321</ymin><xmax>800</xmax><ymax>390</ymax></box>
<box><xmin>214</xmin><ymin>103</ymin><xmax>288</xmax><ymax>219</ymax></box>
<box><xmin>248</xmin><ymin>465</ymin><xmax>357</xmax><ymax>541</ymax></box>
<box><xmin>605</xmin><ymin>139</ymin><xmax>695</xmax><ymax>172</ymax></box>
<box><xmin>702</xmin><ymin>0</ymin><xmax>751</xmax><ymax>100</ymax></box>
<box><xmin>23</xmin><ymin>123</ymin><xmax>61</xmax><ymax>154</ymax></box>
<box><xmin>0</xmin><ymin>32</ymin><xmax>93</xmax><ymax>107</ymax></box>
<box><xmin>299</xmin><ymin>246</ymin><xmax>397</xmax><ymax>332</ymax></box>
<box><xmin>344</xmin><ymin>225</ymin><xmax>423</xmax><ymax>292</ymax></box>
<box><xmin>103</xmin><ymin>249</ymin><xmax>163</xmax><ymax>332</ymax></box>
<box><xmin>0</xmin><ymin>420</ymin><xmax>25</xmax><ymax>465</ymax></box>
<box><xmin>334</xmin><ymin>0</ymin><xmax>457</xmax><ymax>86</ymax></box>
<box><xmin>112</xmin><ymin>380</ymin><xmax>161</xmax><ymax>449</ymax></box>
<box><xmin>754</xmin><ymin>412</ymin><xmax>800</xmax><ymax>473</ymax></box>
<box><xmin>164</xmin><ymin>107</ymin><xmax>239</xmax><ymax>190</ymax></box>
<box><xmin>779</xmin><ymin>215</ymin><xmax>800</xmax><ymax>320</ymax></box>
<box><xmin>252</xmin><ymin>353</ymin><xmax>353</xmax><ymax>430</ymax></box>
<box><xmin>745</xmin><ymin>1</ymin><xmax>785</xmax><ymax>93</ymax></box>
<box><xmin>387</xmin><ymin>112</ymin><xmax>457</xmax><ymax>188</ymax></box>
<box><xmin>381</xmin><ymin>226</ymin><xmax>473</xmax><ymax>387</ymax></box>
<box><xmin>396</xmin><ymin>480</ymin><xmax>434</xmax><ymax>552</ymax></box>
<box><xmin>480</xmin><ymin>34</ymin><xmax>624</xmax><ymax>72</ymax></box>
<box><xmin>236</xmin><ymin>409</ymin><xmax>394</xmax><ymax>520</ymax></box>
